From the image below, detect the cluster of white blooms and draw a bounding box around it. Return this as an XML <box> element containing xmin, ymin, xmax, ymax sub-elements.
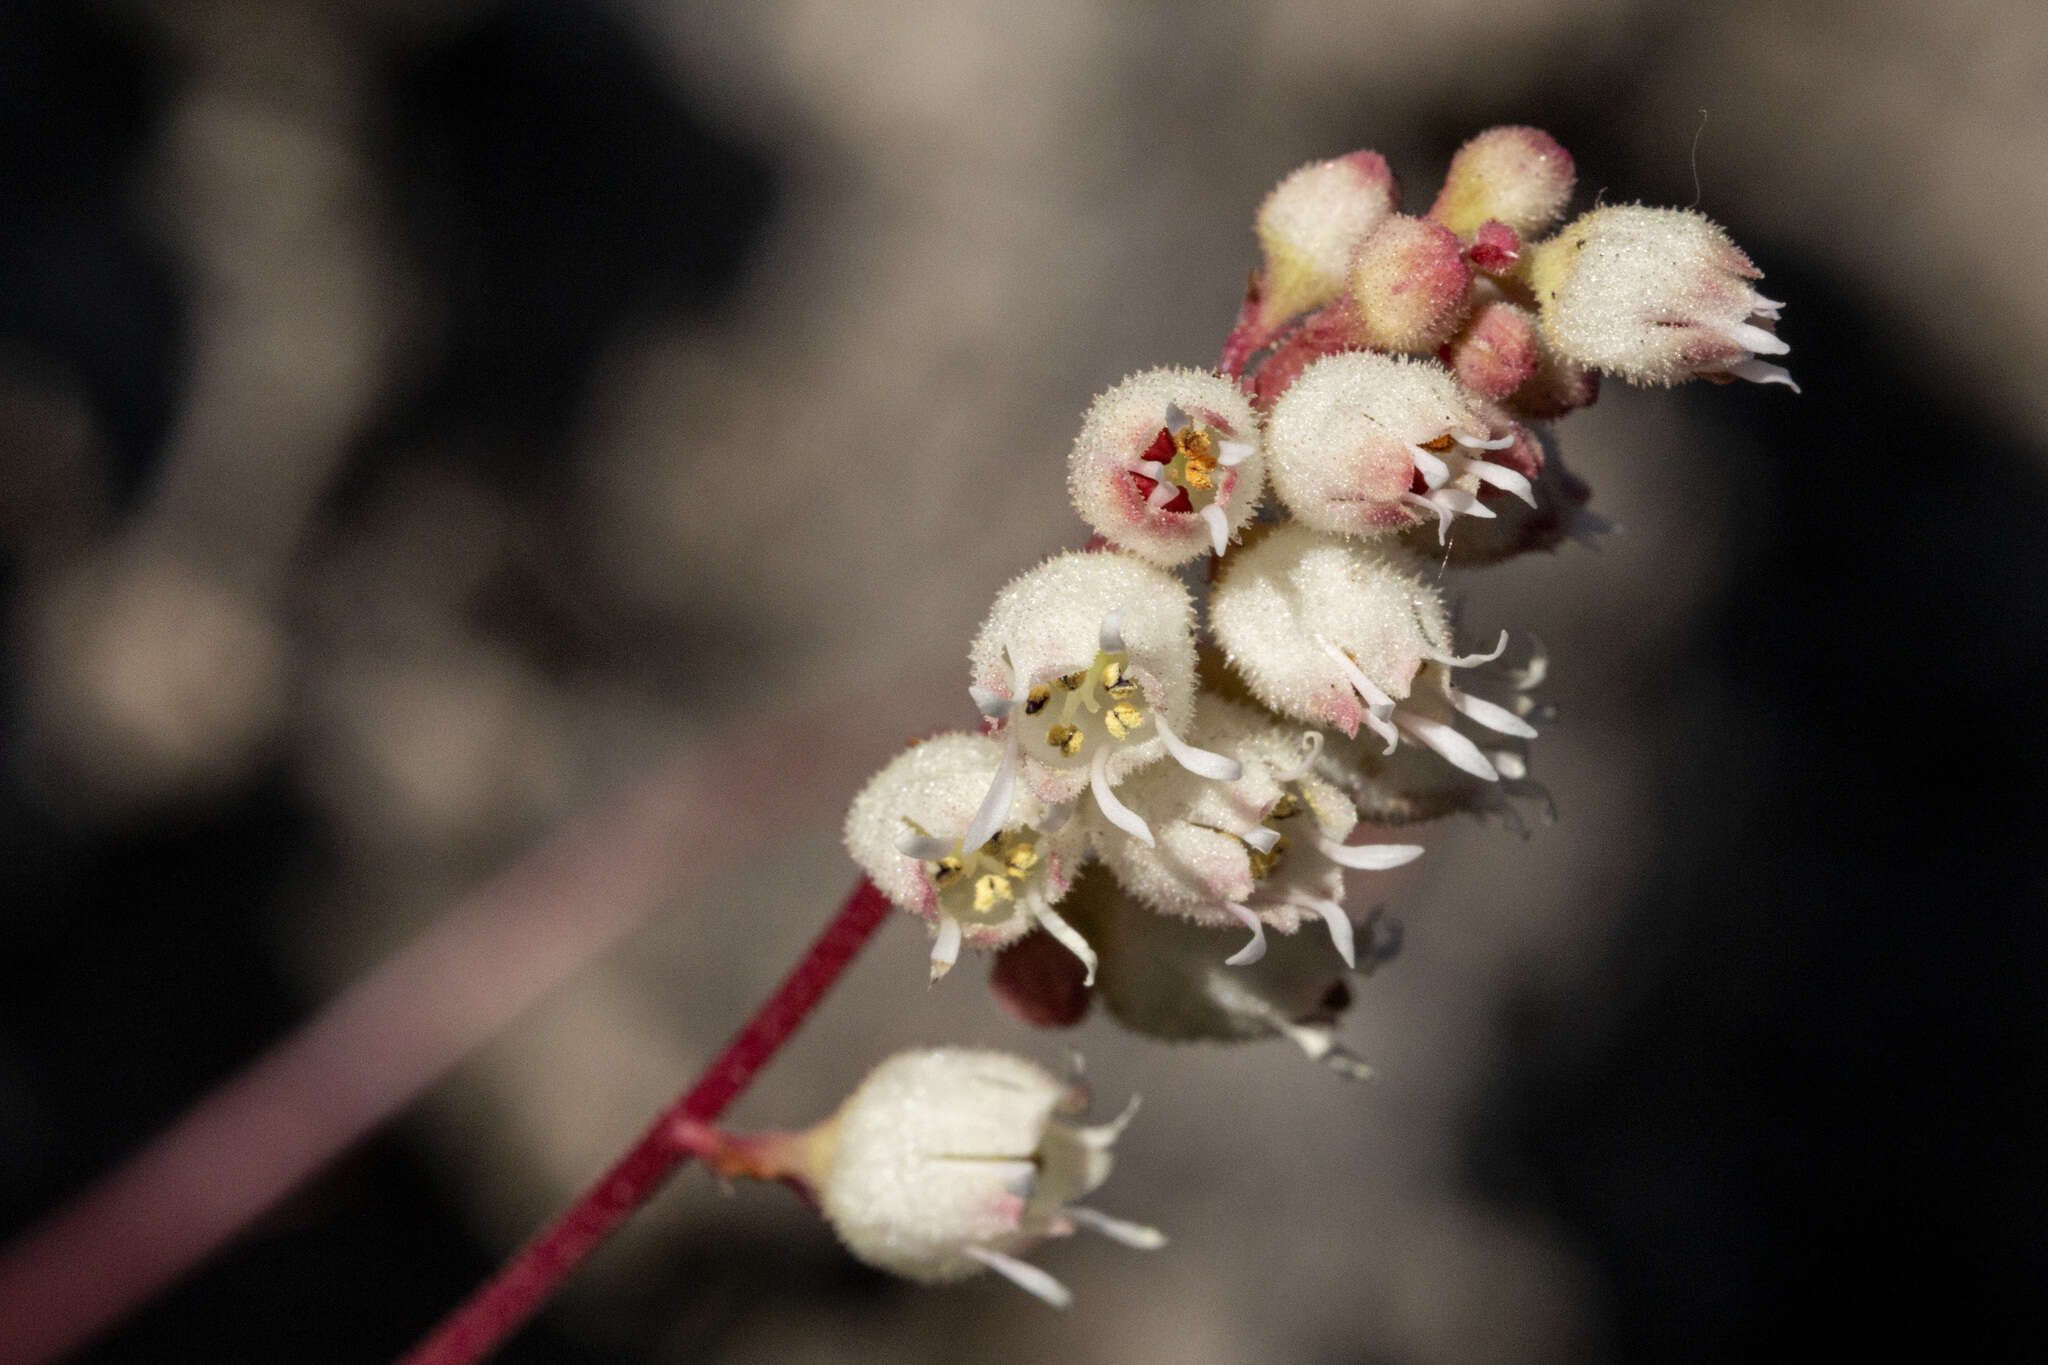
<box><xmin>797</xmin><ymin>127</ymin><xmax>1791</xmax><ymax>1305</ymax></box>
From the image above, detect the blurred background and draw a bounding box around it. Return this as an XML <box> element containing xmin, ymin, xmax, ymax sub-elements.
<box><xmin>3</xmin><ymin>0</ymin><xmax>2045</xmax><ymax>1361</ymax></box>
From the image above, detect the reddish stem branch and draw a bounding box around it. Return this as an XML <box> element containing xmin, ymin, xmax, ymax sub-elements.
<box><xmin>395</xmin><ymin>878</ymin><xmax>891</xmax><ymax>1365</ymax></box>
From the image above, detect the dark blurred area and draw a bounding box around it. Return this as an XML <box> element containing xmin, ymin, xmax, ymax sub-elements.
<box><xmin>0</xmin><ymin>1</ymin><xmax>2042</xmax><ymax>1362</ymax></box>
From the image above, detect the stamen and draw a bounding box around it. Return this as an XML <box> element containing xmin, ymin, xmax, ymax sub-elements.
<box><xmin>1451</xmin><ymin>429</ymin><xmax>1517</xmax><ymax>450</ymax></box>
<box><xmin>1449</xmin><ymin>687</ymin><xmax>1539</xmax><ymax>738</ymax></box>
<box><xmin>930</xmin><ymin>917</ymin><xmax>963</xmax><ymax>983</ymax></box>
<box><xmin>1102</xmin><ymin>701</ymin><xmax>1145</xmax><ymax>740</ymax></box>
<box><xmin>1098</xmin><ymin>607</ymin><xmax>1128</xmax><ymax>655</ymax></box>
<box><xmin>1153</xmin><ymin>711</ymin><xmax>1243</xmax><ymax>781</ymax></box>
<box><xmin>1067</xmin><ymin>1207</ymin><xmax>1167</xmax><ymax>1250</ymax></box>
<box><xmin>1197</xmin><ymin>503</ymin><xmax>1230</xmax><ymax>556</ymax></box>
<box><xmin>1292</xmin><ymin>894</ymin><xmax>1357</xmax><ymax>967</ymax></box>
<box><xmin>1221</xmin><ymin>903</ymin><xmax>1269</xmax><ymax>966</ymax></box>
<box><xmin>1032</xmin><ymin>901</ymin><xmax>1099</xmax><ymax>985</ymax></box>
<box><xmin>1240</xmin><ymin>826</ymin><xmax>1283</xmax><ymax>855</ymax></box>
<box><xmin>1023</xmin><ymin>684</ymin><xmax>1051</xmax><ymax>715</ymax></box>
<box><xmin>895</xmin><ymin>828</ymin><xmax>955</xmax><ymax>860</ymax></box>
<box><xmin>1046</xmin><ymin>723</ymin><xmax>1083</xmax><ymax>756</ymax></box>
<box><xmin>1463</xmin><ymin>459</ymin><xmax>1538</xmax><ymax>506</ymax></box>
<box><xmin>1090</xmin><ymin>742</ymin><xmax>1154</xmax><ymax>846</ymax></box>
<box><xmin>1424</xmin><ymin>628</ymin><xmax>1509</xmax><ymax>667</ymax></box>
<box><xmin>965</xmin><ymin>1246</ymin><xmax>1072</xmax><ymax>1309</ymax></box>
<box><xmin>1393</xmin><ymin>712</ymin><xmax>1501</xmax><ymax>781</ymax></box>
<box><xmin>1314</xmin><ymin>835</ymin><xmax>1425</xmax><ymax>871</ymax></box>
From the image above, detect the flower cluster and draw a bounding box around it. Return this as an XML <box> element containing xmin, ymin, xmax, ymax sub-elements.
<box><xmin>793</xmin><ymin>127</ymin><xmax>1786</xmax><ymax>1304</ymax></box>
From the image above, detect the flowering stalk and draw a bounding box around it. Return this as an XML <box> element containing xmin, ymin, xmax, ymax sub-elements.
<box><xmin>395</xmin><ymin>878</ymin><xmax>891</xmax><ymax>1365</ymax></box>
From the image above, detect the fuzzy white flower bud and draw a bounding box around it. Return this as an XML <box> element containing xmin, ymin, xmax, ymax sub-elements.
<box><xmin>969</xmin><ymin>551</ymin><xmax>1234</xmax><ymax>846</ymax></box>
<box><xmin>1526</xmin><ymin>204</ymin><xmax>1796</xmax><ymax>389</ymax></box>
<box><xmin>1345</xmin><ymin>214</ymin><xmax>1473</xmax><ymax>354</ymax></box>
<box><xmin>1067</xmin><ymin>368</ymin><xmax>1264</xmax><ymax>566</ymax></box>
<box><xmin>1265</xmin><ymin>351</ymin><xmax>1537</xmax><ymax>542</ymax></box>
<box><xmin>814</xmin><ymin>1048</ymin><xmax>1160</xmax><ymax>1305</ymax></box>
<box><xmin>1254</xmin><ymin>150</ymin><xmax>1399</xmax><ymax>325</ymax></box>
<box><xmin>1092</xmin><ymin>694</ymin><xmax>1418</xmax><ymax>967</ymax></box>
<box><xmin>1427</xmin><ymin>125</ymin><xmax>1576</xmax><ymax>240</ymax></box>
<box><xmin>845</xmin><ymin>733</ymin><xmax>1093</xmax><ymax>982</ymax></box>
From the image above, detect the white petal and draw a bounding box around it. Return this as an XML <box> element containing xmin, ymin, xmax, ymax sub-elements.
<box><xmin>1294</xmin><ymin>894</ymin><xmax>1357</xmax><ymax>967</ymax></box>
<box><xmin>1463</xmin><ymin>459</ymin><xmax>1537</xmax><ymax>507</ymax></box>
<box><xmin>1077</xmin><ymin>1094</ymin><xmax>1141</xmax><ymax>1149</ymax></box>
<box><xmin>1153</xmin><ymin>710</ymin><xmax>1242</xmax><ymax>782</ymax></box>
<box><xmin>1240</xmin><ymin>825</ymin><xmax>1282</xmax><ymax>855</ymax></box>
<box><xmin>965</xmin><ymin>1246</ymin><xmax>1072</xmax><ymax>1308</ymax></box>
<box><xmin>1394</xmin><ymin>712</ymin><xmax>1501</xmax><ymax>782</ymax></box>
<box><xmin>1724</xmin><ymin>357</ymin><xmax>1800</xmax><ymax>392</ymax></box>
<box><xmin>1067</xmin><ymin>1206</ymin><xmax>1167</xmax><ymax>1249</ymax></box>
<box><xmin>1146</xmin><ymin>478</ymin><xmax>1178</xmax><ymax>508</ymax></box>
<box><xmin>1216</xmin><ymin>439</ymin><xmax>1254</xmax><ymax>467</ymax></box>
<box><xmin>960</xmin><ymin>726</ymin><xmax>1019</xmax><ymax>852</ymax></box>
<box><xmin>1429</xmin><ymin>487</ymin><xmax>1496</xmax><ymax>520</ymax></box>
<box><xmin>1098</xmin><ymin>606</ymin><xmax>1128</xmax><ymax>655</ymax></box>
<box><xmin>1133</xmin><ymin>460</ymin><xmax>1167</xmax><ymax>479</ymax></box>
<box><xmin>1032</xmin><ymin>901</ymin><xmax>1098</xmax><ymax>986</ymax></box>
<box><xmin>895</xmin><ymin>829</ymin><xmax>955</xmax><ymax>860</ymax></box>
<box><xmin>1039</xmin><ymin>800</ymin><xmax>1075</xmax><ymax>833</ymax></box>
<box><xmin>1402</xmin><ymin>491</ymin><xmax>1456</xmax><ymax>544</ymax></box>
<box><xmin>1749</xmin><ymin>292</ymin><xmax>1785</xmax><ymax>320</ymax></box>
<box><xmin>1716</xmin><ymin>320</ymin><xmax>1790</xmax><ymax>357</ymax></box>
<box><xmin>1163</xmin><ymin>401</ymin><xmax>1188</xmax><ymax>430</ymax></box>
<box><xmin>970</xmin><ymin>685</ymin><xmax>1015</xmax><ymax>719</ymax></box>
<box><xmin>1426</xmin><ymin>628</ymin><xmax>1509</xmax><ymax>668</ymax></box>
<box><xmin>1198</xmin><ymin>502</ymin><xmax>1230</xmax><ymax>556</ymax></box>
<box><xmin>1090</xmin><ymin>742</ymin><xmax>1154</xmax><ymax>846</ymax></box>
<box><xmin>1450</xmin><ymin>687</ymin><xmax>1539</xmax><ymax>738</ymax></box>
<box><xmin>1221</xmin><ymin>902</ymin><xmax>1268</xmax><ymax>966</ymax></box>
<box><xmin>1407</xmin><ymin>445</ymin><xmax>1452</xmax><ymax>489</ymax></box>
<box><xmin>1451</xmin><ymin>429</ymin><xmax>1517</xmax><ymax>450</ymax></box>
<box><xmin>929</xmin><ymin>917</ymin><xmax>963</xmax><ymax>982</ymax></box>
<box><xmin>1315</xmin><ymin>835</ymin><xmax>1424</xmax><ymax>871</ymax></box>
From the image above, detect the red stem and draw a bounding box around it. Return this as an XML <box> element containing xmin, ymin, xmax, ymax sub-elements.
<box><xmin>395</xmin><ymin>878</ymin><xmax>891</xmax><ymax>1365</ymax></box>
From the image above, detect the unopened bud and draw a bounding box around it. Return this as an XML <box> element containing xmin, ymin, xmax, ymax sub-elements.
<box><xmin>1440</xmin><ymin>299</ymin><xmax>1540</xmax><ymax>401</ymax></box>
<box><xmin>1345</xmin><ymin>214</ymin><xmax>1472</xmax><ymax>354</ymax></box>
<box><xmin>1428</xmin><ymin>126</ymin><xmax>1575</xmax><ymax>239</ymax></box>
<box><xmin>1254</xmin><ymin>151</ymin><xmax>1399</xmax><ymax>326</ymax></box>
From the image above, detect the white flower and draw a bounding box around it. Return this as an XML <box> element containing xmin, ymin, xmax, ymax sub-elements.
<box><xmin>967</xmin><ymin>551</ymin><xmax>1237</xmax><ymax>847</ymax></box>
<box><xmin>1067</xmin><ymin>368</ymin><xmax>1264</xmax><ymax>566</ymax></box>
<box><xmin>1265</xmin><ymin>351</ymin><xmax>1537</xmax><ymax>543</ymax></box>
<box><xmin>1091</xmin><ymin>694</ymin><xmax>1420</xmax><ymax>967</ymax></box>
<box><xmin>844</xmin><ymin>733</ymin><xmax>1094</xmax><ymax>982</ymax></box>
<box><xmin>815</xmin><ymin>1048</ymin><xmax>1161</xmax><ymax>1306</ymax></box>
<box><xmin>1210</xmin><ymin>525</ymin><xmax>1530</xmax><ymax>777</ymax></box>
<box><xmin>1526</xmin><ymin>204</ymin><xmax>1797</xmax><ymax>389</ymax></box>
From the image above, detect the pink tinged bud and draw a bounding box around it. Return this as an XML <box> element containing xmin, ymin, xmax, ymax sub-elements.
<box><xmin>1254</xmin><ymin>150</ymin><xmax>1399</xmax><ymax>327</ymax></box>
<box><xmin>845</xmin><ymin>732</ymin><xmax>1091</xmax><ymax>983</ymax></box>
<box><xmin>1345</xmin><ymin>214</ymin><xmax>1473</xmax><ymax>354</ymax></box>
<box><xmin>1507</xmin><ymin>324</ymin><xmax>1601</xmax><ymax>420</ymax></box>
<box><xmin>1527</xmin><ymin>204</ymin><xmax>1797</xmax><ymax>390</ymax></box>
<box><xmin>1441</xmin><ymin>299</ymin><xmax>1540</xmax><ymax>400</ymax></box>
<box><xmin>1466</xmin><ymin>219</ymin><xmax>1522</xmax><ymax>273</ymax></box>
<box><xmin>1428</xmin><ymin>125</ymin><xmax>1576</xmax><ymax>239</ymax></box>
<box><xmin>811</xmin><ymin>1048</ymin><xmax>1161</xmax><ymax>1302</ymax></box>
<box><xmin>1067</xmin><ymin>368</ymin><xmax>1265</xmax><ymax>567</ymax></box>
<box><xmin>1059</xmin><ymin>867</ymin><xmax>1396</xmax><ymax>1079</ymax></box>
<box><xmin>969</xmin><ymin>551</ymin><xmax>1231</xmax><ymax>838</ymax></box>
<box><xmin>1265</xmin><ymin>351</ymin><xmax>1527</xmax><ymax>541</ymax></box>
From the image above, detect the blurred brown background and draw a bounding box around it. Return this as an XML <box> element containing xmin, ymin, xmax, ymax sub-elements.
<box><xmin>3</xmin><ymin>1</ymin><xmax>2045</xmax><ymax>1361</ymax></box>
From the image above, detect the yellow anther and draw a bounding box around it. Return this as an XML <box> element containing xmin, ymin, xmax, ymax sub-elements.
<box><xmin>1174</xmin><ymin>425</ymin><xmax>1220</xmax><ymax>491</ymax></box>
<box><xmin>1420</xmin><ymin>432</ymin><xmax>1458</xmax><ymax>452</ymax></box>
<box><xmin>1046</xmin><ymin>723</ymin><xmax>1083</xmax><ymax>756</ymax></box>
<box><xmin>1004</xmin><ymin>842</ymin><xmax>1039</xmax><ymax>876</ymax></box>
<box><xmin>1101</xmin><ymin>659</ymin><xmax>1138</xmax><ymax>697</ymax></box>
<box><xmin>933</xmin><ymin>856</ymin><xmax>965</xmax><ymax>887</ymax></box>
<box><xmin>1246</xmin><ymin>834</ymin><xmax>1290</xmax><ymax>881</ymax></box>
<box><xmin>972</xmin><ymin>873</ymin><xmax>1015</xmax><ymax>912</ymax></box>
<box><xmin>1268</xmin><ymin>793</ymin><xmax>1301</xmax><ymax>819</ymax></box>
<box><xmin>1024</xmin><ymin>684</ymin><xmax>1051</xmax><ymax>715</ymax></box>
<box><xmin>1056</xmin><ymin>671</ymin><xmax>1087</xmax><ymax>691</ymax></box>
<box><xmin>1103</xmin><ymin>702</ymin><xmax>1146</xmax><ymax>741</ymax></box>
